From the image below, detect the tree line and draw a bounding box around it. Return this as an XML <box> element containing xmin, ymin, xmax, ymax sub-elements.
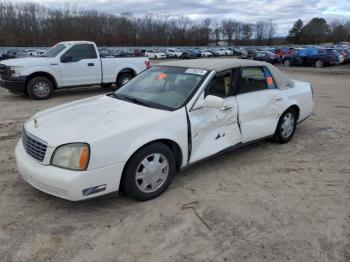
<box><xmin>287</xmin><ymin>18</ymin><xmax>350</xmax><ymax>44</ymax></box>
<box><xmin>0</xmin><ymin>1</ymin><xmax>278</xmax><ymax>47</ymax></box>
<box><xmin>0</xmin><ymin>1</ymin><xmax>349</xmax><ymax>47</ymax></box>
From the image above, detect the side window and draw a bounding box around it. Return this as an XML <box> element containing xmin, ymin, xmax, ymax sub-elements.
<box><xmin>237</xmin><ymin>67</ymin><xmax>267</xmax><ymax>94</ymax></box>
<box><xmin>263</xmin><ymin>67</ymin><xmax>277</xmax><ymax>89</ymax></box>
<box><xmin>64</xmin><ymin>44</ymin><xmax>97</xmax><ymax>62</ymax></box>
<box><xmin>311</xmin><ymin>49</ymin><xmax>318</xmax><ymax>55</ymax></box>
<box><xmin>206</xmin><ymin>70</ymin><xmax>232</xmax><ymax>98</ymax></box>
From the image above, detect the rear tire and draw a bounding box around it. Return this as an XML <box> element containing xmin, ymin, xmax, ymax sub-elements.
<box><xmin>315</xmin><ymin>59</ymin><xmax>324</xmax><ymax>68</ymax></box>
<box><xmin>27</xmin><ymin>76</ymin><xmax>53</xmax><ymax>100</ymax></box>
<box><xmin>274</xmin><ymin>108</ymin><xmax>297</xmax><ymax>144</ymax></box>
<box><xmin>122</xmin><ymin>143</ymin><xmax>176</xmax><ymax>201</ymax></box>
<box><xmin>116</xmin><ymin>72</ymin><xmax>133</xmax><ymax>88</ymax></box>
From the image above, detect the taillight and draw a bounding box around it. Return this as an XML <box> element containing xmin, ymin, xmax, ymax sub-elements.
<box><xmin>145</xmin><ymin>61</ymin><xmax>152</xmax><ymax>69</ymax></box>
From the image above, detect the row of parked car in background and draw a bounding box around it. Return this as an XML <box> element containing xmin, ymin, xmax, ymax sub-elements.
<box><xmin>0</xmin><ymin>48</ymin><xmax>46</xmax><ymax>59</ymax></box>
<box><xmin>1</xmin><ymin>43</ymin><xmax>349</xmax><ymax>68</ymax></box>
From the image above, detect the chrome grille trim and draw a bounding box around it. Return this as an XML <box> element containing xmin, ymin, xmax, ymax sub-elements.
<box><xmin>22</xmin><ymin>128</ymin><xmax>48</xmax><ymax>162</ymax></box>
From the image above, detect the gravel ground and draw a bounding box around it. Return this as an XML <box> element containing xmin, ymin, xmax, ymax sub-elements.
<box><xmin>0</xmin><ymin>63</ymin><xmax>349</xmax><ymax>262</ymax></box>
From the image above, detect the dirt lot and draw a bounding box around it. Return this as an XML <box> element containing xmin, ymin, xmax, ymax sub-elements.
<box><xmin>0</xmin><ymin>64</ymin><xmax>349</xmax><ymax>262</ymax></box>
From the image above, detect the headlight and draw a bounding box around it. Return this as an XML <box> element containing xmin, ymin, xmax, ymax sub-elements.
<box><xmin>51</xmin><ymin>143</ymin><xmax>90</xmax><ymax>171</ymax></box>
<box><xmin>10</xmin><ymin>66</ymin><xmax>22</xmax><ymax>77</ymax></box>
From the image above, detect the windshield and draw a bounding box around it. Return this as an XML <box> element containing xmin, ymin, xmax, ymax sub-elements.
<box><xmin>42</xmin><ymin>44</ymin><xmax>66</xmax><ymax>57</ymax></box>
<box><xmin>114</xmin><ymin>66</ymin><xmax>208</xmax><ymax>110</ymax></box>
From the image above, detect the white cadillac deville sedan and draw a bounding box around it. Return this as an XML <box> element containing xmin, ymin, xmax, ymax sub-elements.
<box><xmin>15</xmin><ymin>59</ymin><xmax>313</xmax><ymax>201</ymax></box>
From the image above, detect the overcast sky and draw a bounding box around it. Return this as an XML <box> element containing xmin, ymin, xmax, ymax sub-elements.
<box><xmin>19</xmin><ymin>0</ymin><xmax>350</xmax><ymax>35</ymax></box>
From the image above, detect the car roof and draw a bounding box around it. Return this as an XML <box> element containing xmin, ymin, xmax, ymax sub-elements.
<box><xmin>158</xmin><ymin>58</ymin><xmax>268</xmax><ymax>71</ymax></box>
<box><xmin>158</xmin><ymin>58</ymin><xmax>294</xmax><ymax>89</ymax></box>
<box><xmin>59</xmin><ymin>41</ymin><xmax>95</xmax><ymax>45</ymax></box>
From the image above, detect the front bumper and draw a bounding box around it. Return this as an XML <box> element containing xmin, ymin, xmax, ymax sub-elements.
<box><xmin>15</xmin><ymin>141</ymin><xmax>126</xmax><ymax>201</ymax></box>
<box><xmin>0</xmin><ymin>76</ymin><xmax>26</xmax><ymax>93</ymax></box>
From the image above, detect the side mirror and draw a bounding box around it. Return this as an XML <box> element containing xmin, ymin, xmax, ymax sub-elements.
<box><xmin>202</xmin><ymin>95</ymin><xmax>224</xmax><ymax>109</ymax></box>
<box><xmin>61</xmin><ymin>54</ymin><xmax>73</xmax><ymax>63</ymax></box>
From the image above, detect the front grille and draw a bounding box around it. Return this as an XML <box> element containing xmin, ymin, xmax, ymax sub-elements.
<box><xmin>22</xmin><ymin>128</ymin><xmax>47</xmax><ymax>162</ymax></box>
<box><xmin>0</xmin><ymin>64</ymin><xmax>10</xmax><ymax>78</ymax></box>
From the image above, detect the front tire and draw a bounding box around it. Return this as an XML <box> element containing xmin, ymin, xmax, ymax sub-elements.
<box><xmin>27</xmin><ymin>76</ymin><xmax>53</xmax><ymax>100</ymax></box>
<box><xmin>274</xmin><ymin>108</ymin><xmax>297</xmax><ymax>144</ymax></box>
<box><xmin>122</xmin><ymin>143</ymin><xmax>176</xmax><ymax>201</ymax></box>
<box><xmin>283</xmin><ymin>59</ymin><xmax>291</xmax><ymax>67</ymax></box>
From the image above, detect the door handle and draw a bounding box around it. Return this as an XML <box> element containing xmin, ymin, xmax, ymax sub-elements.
<box><xmin>220</xmin><ymin>105</ymin><xmax>233</xmax><ymax>111</ymax></box>
<box><xmin>88</xmin><ymin>63</ymin><xmax>94</xmax><ymax>66</ymax></box>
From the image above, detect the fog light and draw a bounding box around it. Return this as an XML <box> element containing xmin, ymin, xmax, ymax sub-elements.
<box><xmin>82</xmin><ymin>184</ymin><xmax>107</xmax><ymax>196</ymax></box>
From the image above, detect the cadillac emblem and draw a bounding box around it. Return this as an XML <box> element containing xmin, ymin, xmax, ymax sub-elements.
<box><xmin>34</xmin><ymin>118</ymin><xmax>38</xmax><ymax>128</ymax></box>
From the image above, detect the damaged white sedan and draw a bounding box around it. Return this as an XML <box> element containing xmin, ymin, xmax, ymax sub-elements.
<box><xmin>15</xmin><ymin>59</ymin><xmax>313</xmax><ymax>201</ymax></box>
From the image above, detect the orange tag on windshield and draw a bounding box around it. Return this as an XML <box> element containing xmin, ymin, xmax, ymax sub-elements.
<box><xmin>155</xmin><ymin>73</ymin><xmax>167</xmax><ymax>80</ymax></box>
<box><xmin>267</xmin><ymin>77</ymin><xmax>273</xmax><ymax>85</ymax></box>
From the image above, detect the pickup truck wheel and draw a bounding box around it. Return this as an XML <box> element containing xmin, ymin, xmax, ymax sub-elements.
<box><xmin>283</xmin><ymin>59</ymin><xmax>291</xmax><ymax>67</ymax></box>
<box><xmin>122</xmin><ymin>143</ymin><xmax>176</xmax><ymax>201</ymax></box>
<box><xmin>117</xmin><ymin>73</ymin><xmax>133</xmax><ymax>88</ymax></box>
<box><xmin>27</xmin><ymin>76</ymin><xmax>53</xmax><ymax>100</ymax></box>
<box><xmin>315</xmin><ymin>59</ymin><xmax>324</xmax><ymax>68</ymax></box>
<box><xmin>274</xmin><ymin>108</ymin><xmax>297</xmax><ymax>144</ymax></box>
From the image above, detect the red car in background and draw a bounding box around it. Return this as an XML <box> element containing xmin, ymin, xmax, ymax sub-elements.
<box><xmin>274</xmin><ymin>47</ymin><xmax>295</xmax><ymax>58</ymax></box>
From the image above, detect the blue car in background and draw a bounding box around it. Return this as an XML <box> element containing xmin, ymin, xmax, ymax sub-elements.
<box><xmin>180</xmin><ymin>50</ymin><xmax>198</xmax><ymax>59</ymax></box>
<box><xmin>282</xmin><ymin>47</ymin><xmax>340</xmax><ymax>68</ymax></box>
<box><xmin>189</xmin><ymin>48</ymin><xmax>201</xmax><ymax>57</ymax></box>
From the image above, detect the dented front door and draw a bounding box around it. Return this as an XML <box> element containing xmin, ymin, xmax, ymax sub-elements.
<box><xmin>188</xmin><ymin>96</ymin><xmax>242</xmax><ymax>163</ymax></box>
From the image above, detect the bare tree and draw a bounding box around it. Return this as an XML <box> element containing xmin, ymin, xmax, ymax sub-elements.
<box><xmin>241</xmin><ymin>23</ymin><xmax>253</xmax><ymax>41</ymax></box>
<box><xmin>266</xmin><ymin>19</ymin><xmax>277</xmax><ymax>45</ymax></box>
<box><xmin>211</xmin><ymin>19</ymin><xmax>222</xmax><ymax>46</ymax></box>
<box><xmin>221</xmin><ymin>19</ymin><xmax>236</xmax><ymax>45</ymax></box>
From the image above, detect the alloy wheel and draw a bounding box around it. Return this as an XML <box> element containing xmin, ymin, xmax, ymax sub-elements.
<box><xmin>33</xmin><ymin>81</ymin><xmax>50</xmax><ymax>98</ymax></box>
<box><xmin>135</xmin><ymin>153</ymin><xmax>169</xmax><ymax>193</ymax></box>
<box><xmin>280</xmin><ymin>112</ymin><xmax>295</xmax><ymax>139</ymax></box>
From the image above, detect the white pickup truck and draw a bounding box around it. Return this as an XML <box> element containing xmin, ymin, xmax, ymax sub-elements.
<box><xmin>0</xmin><ymin>41</ymin><xmax>151</xmax><ymax>99</ymax></box>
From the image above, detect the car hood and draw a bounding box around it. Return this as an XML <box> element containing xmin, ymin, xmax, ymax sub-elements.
<box><xmin>1</xmin><ymin>57</ymin><xmax>55</xmax><ymax>66</ymax></box>
<box><xmin>24</xmin><ymin>95</ymin><xmax>171</xmax><ymax>147</ymax></box>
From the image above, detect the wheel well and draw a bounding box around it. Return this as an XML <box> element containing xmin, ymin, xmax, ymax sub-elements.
<box><xmin>25</xmin><ymin>72</ymin><xmax>58</xmax><ymax>89</ymax></box>
<box><xmin>288</xmin><ymin>105</ymin><xmax>300</xmax><ymax>121</ymax></box>
<box><xmin>119</xmin><ymin>139</ymin><xmax>183</xmax><ymax>192</ymax></box>
<box><xmin>118</xmin><ymin>68</ymin><xmax>136</xmax><ymax>79</ymax></box>
<box><xmin>130</xmin><ymin>139</ymin><xmax>182</xmax><ymax>170</ymax></box>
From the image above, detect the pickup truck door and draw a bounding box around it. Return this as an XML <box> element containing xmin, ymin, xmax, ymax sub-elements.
<box><xmin>188</xmin><ymin>70</ymin><xmax>242</xmax><ymax>163</ymax></box>
<box><xmin>235</xmin><ymin>66</ymin><xmax>286</xmax><ymax>143</ymax></box>
<box><xmin>59</xmin><ymin>44</ymin><xmax>101</xmax><ymax>87</ymax></box>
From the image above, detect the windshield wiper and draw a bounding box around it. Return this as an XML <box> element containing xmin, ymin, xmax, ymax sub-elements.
<box><xmin>112</xmin><ymin>93</ymin><xmax>151</xmax><ymax>107</ymax></box>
